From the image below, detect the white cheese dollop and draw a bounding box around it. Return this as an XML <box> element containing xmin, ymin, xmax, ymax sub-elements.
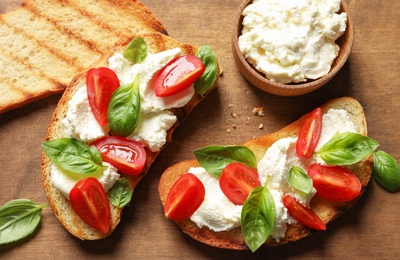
<box><xmin>61</xmin><ymin>86</ymin><xmax>109</xmax><ymax>142</ymax></box>
<box><xmin>50</xmin><ymin>162</ymin><xmax>120</xmax><ymax>198</ymax></box>
<box><xmin>189</xmin><ymin>167</ymin><xmax>242</xmax><ymax>232</ymax></box>
<box><xmin>238</xmin><ymin>0</ymin><xmax>347</xmax><ymax>83</ymax></box>
<box><xmin>190</xmin><ymin>108</ymin><xmax>357</xmax><ymax>241</ymax></box>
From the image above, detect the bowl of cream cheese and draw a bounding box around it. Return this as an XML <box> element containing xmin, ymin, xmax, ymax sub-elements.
<box><xmin>232</xmin><ymin>0</ymin><xmax>354</xmax><ymax>96</ymax></box>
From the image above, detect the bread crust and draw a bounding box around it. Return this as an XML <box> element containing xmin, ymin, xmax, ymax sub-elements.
<box><xmin>158</xmin><ymin>97</ymin><xmax>372</xmax><ymax>250</ymax></box>
<box><xmin>41</xmin><ymin>32</ymin><xmax>219</xmax><ymax>240</ymax></box>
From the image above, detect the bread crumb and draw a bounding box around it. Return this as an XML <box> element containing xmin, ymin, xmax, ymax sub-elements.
<box><xmin>252</xmin><ymin>106</ymin><xmax>265</xmax><ymax>117</ymax></box>
<box><xmin>228</xmin><ymin>104</ymin><xmax>234</xmax><ymax>109</ymax></box>
<box><xmin>231</xmin><ymin>112</ymin><xmax>238</xmax><ymax>118</ymax></box>
<box><xmin>227</xmin><ymin>129</ymin><xmax>232</xmax><ymax>133</ymax></box>
<box><xmin>258</xmin><ymin>123</ymin><xmax>264</xmax><ymax>129</ymax></box>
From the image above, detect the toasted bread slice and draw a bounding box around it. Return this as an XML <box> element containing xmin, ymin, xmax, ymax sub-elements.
<box><xmin>0</xmin><ymin>0</ymin><xmax>167</xmax><ymax>114</ymax></box>
<box><xmin>158</xmin><ymin>97</ymin><xmax>372</xmax><ymax>250</ymax></box>
<box><xmin>41</xmin><ymin>32</ymin><xmax>219</xmax><ymax>240</ymax></box>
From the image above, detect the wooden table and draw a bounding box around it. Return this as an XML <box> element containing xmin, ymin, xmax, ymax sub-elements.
<box><xmin>1</xmin><ymin>0</ymin><xmax>399</xmax><ymax>259</ymax></box>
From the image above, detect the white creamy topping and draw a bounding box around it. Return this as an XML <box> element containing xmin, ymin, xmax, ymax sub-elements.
<box><xmin>189</xmin><ymin>167</ymin><xmax>242</xmax><ymax>232</ymax></box>
<box><xmin>50</xmin><ymin>162</ymin><xmax>120</xmax><ymax>199</ymax></box>
<box><xmin>61</xmin><ymin>86</ymin><xmax>110</xmax><ymax>142</ymax></box>
<box><xmin>190</xmin><ymin>108</ymin><xmax>357</xmax><ymax>241</ymax></box>
<box><xmin>238</xmin><ymin>0</ymin><xmax>347</xmax><ymax>83</ymax></box>
<box><xmin>127</xmin><ymin>110</ymin><xmax>177</xmax><ymax>152</ymax></box>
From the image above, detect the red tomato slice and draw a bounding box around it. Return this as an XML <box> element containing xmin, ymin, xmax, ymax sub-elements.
<box><xmin>219</xmin><ymin>162</ymin><xmax>261</xmax><ymax>205</ymax></box>
<box><xmin>92</xmin><ymin>136</ymin><xmax>146</xmax><ymax>175</ymax></box>
<box><xmin>164</xmin><ymin>173</ymin><xmax>205</xmax><ymax>221</ymax></box>
<box><xmin>153</xmin><ymin>55</ymin><xmax>205</xmax><ymax>97</ymax></box>
<box><xmin>86</xmin><ymin>67</ymin><xmax>120</xmax><ymax>126</ymax></box>
<box><xmin>282</xmin><ymin>195</ymin><xmax>326</xmax><ymax>231</ymax></box>
<box><xmin>296</xmin><ymin>107</ymin><xmax>322</xmax><ymax>159</ymax></box>
<box><xmin>308</xmin><ymin>163</ymin><xmax>362</xmax><ymax>202</ymax></box>
<box><xmin>69</xmin><ymin>177</ymin><xmax>111</xmax><ymax>234</ymax></box>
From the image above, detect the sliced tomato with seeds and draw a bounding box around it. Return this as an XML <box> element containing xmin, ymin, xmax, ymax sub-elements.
<box><xmin>69</xmin><ymin>177</ymin><xmax>111</xmax><ymax>234</ymax></box>
<box><xmin>86</xmin><ymin>67</ymin><xmax>120</xmax><ymax>126</ymax></box>
<box><xmin>164</xmin><ymin>173</ymin><xmax>205</xmax><ymax>221</ymax></box>
<box><xmin>296</xmin><ymin>107</ymin><xmax>322</xmax><ymax>159</ymax></box>
<box><xmin>283</xmin><ymin>194</ymin><xmax>326</xmax><ymax>231</ymax></box>
<box><xmin>308</xmin><ymin>163</ymin><xmax>362</xmax><ymax>202</ymax></box>
<box><xmin>153</xmin><ymin>55</ymin><xmax>205</xmax><ymax>97</ymax></box>
<box><xmin>92</xmin><ymin>136</ymin><xmax>146</xmax><ymax>175</ymax></box>
<box><xmin>219</xmin><ymin>162</ymin><xmax>261</xmax><ymax>205</ymax></box>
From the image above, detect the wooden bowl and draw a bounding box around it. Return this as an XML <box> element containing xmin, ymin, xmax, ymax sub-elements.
<box><xmin>232</xmin><ymin>0</ymin><xmax>354</xmax><ymax>96</ymax></box>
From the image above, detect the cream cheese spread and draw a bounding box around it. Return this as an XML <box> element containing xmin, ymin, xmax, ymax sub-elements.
<box><xmin>190</xmin><ymin>108</ymin><xmax>357</xmax><ymax>241</ymax></box>
<box><xmin>50</xmin><ymin>162</ymin><xmax>119</xmax><ymax>198</ymax></box>
<box><xmin>238</xmin><ymin>0</ymin><xmax>347</xmax><ymax>83</ymax></box>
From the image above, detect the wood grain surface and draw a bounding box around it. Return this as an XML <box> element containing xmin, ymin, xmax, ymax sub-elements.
<box><xmin>1</xmin><ymin>0</ymin><xmax>399</xmax><ymax>259</ymax></box>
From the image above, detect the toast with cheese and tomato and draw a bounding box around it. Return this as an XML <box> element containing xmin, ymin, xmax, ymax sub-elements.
<box><xmin>158</xmin><ymin>97</ymin><xmax>376</xmax><ymax>251</ymax></box>
<box><xmin>41</xmin><ymin>32</ymin><xmax>219</xmax><ymax>240</ymax></box>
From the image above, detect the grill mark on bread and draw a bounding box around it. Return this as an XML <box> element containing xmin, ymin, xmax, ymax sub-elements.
<box><xmin>0</xmin><ymin>0</ymin><xmax>168</xmax><ymax>114</ymax></box>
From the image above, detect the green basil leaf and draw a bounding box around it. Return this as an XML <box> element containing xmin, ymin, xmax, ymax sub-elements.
<box><xmin>109</xmin><ymin>178</ymin><xmax>133</xmax><ymax>208</ymax></box>
<box><xmin>108</xmin><ymin>75</ymin><xmax>141</xmax><ymax>136</ymax></box>
<box><xmin>289</xmin><ymin>166</ymin><xmax>313</xmax><ymax>194</ymax></box>
<box><xmin>0</xmin><ymin>199</ymin><xmax>47</xmax><ymax>245</ymax></box>
<box><xmin>193</xmin><ymin>145</ymin><xmax>256</xmax><ymax>177</ymax></box>
<box><xmin>123</xmin><ymin>37</ymin><xmax>147</xmax><ymax>64</ymax></box>
<box><xmin>372</xmin><ymin>151</ymin><xmax>400</xmax><ymax>192</ymax></box>
<box><xmin>42</xmin><ymin>138</ymin><xmax>104</xmax><ymax>174</ymax></box>
<box><xmin>241</xmin><ymin>186</ymin><xmax>275</xmax><ymax>252</ymax></box>
<box><xmin>194</xmin><ymin>44</ymin><xmax>218</xmax><ymax>96</ymax></box>
<box><xmin>89</xmin><ymin>145</ymin><xmax>103</xmax><ymax>166</ymax></box>
<box><xmin>316</xmin><ymin>132</ymin><xmax>379</xmax><ymax>165</ymax></box>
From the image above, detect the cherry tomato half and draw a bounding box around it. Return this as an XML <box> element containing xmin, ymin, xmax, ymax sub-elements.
<box><xmin>86</xmin><ymin>67</ymin><xmax>120</xmax><ymax>126</ymax></box>
<box><xmin>219</xmin><ymin>162</ymin><xmax>261</xmax><ymax>205</ymax></box>
<box><xmin>164</xmin><ymin>173</ymin><xmax>205</xmax><ymax>221</ymax></box>
<box><xmin>69</xmin><ymin>177</ymin><xmax>111</xmax><ymax>234</ymax></box>
<box><xmin>308</xmin><ymin>163</ymin><xmax>362</xmax><ymax>202</ymax></box>
<box><xmin>282</xmin><ymin>195</ymin><xmax>326</xmax><ymax>231</ymax></box>
<box><xmin>92</xmin><ymin>136</ymin><xmax>146</xmax><ymax>175</ymax></box>
<box><xmin>153</xmin><ymin>55</ymin><xmax>205</xmax><ymax>97</ymax></box>
<box><xmin>296</xmin><ymin>107</ymin><xmax>322</xmax><ymax>159</ymax></box>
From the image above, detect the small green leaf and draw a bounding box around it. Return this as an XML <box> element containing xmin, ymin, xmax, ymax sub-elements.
<box><xmin>194</xmin><ymin>44</ymin><xmax>218</xmax><ymax>96</ymax></box>
<box><xmin>109</xmin><ymin>178</ymin><xmax>133</xmax><ymax>208</ymax></box>
<box><xmin>316</xmin><ymin>132</ymin><xmax>379</xmax><ymax>165</ymax></box>
<box><xmin>372</xmin><ymin>150</ymin><xmax>400</xmax><ymax>192</ymax></box>
<box><xmin>108</xmin><ymin>75</ymin><xmax>141</xmax><ymax>136</ymax></box>
<box><xmin>193</xmin><ymin>145</ymin><xmax>256</xmax><ymax>177</ymax></box>
<box><xmin>0</xmin><ymin>199</ymin><xmax>47</xmax><ymax>245</ymax></box>
<box><xmin>241</xmin><ymin>186</ymin><xmax>275</xmax><ymax>252</ymax></box>
<box><xmin>289</xmin><ymin>166</ymin><xmax>313</xmax><ymax>194</ymax></box>
<box><xmin>42</xmin><ymin>138</ymin><xmax>104</xmax><ymax>174</ymax></box>
<box><xmin>123</xmin><ymin>37</ymin><xmax>147</xmax><ymax>64</ymax></box>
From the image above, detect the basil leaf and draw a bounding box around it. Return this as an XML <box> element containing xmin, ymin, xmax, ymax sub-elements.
<box><xmin>42</xmin><ymin>138</ymin><xmax>104</xmax><ymax>174</ymax></box>
<box><xmin>289</xmin><ymin>166</ymin><xmax>313</xmax><ymax>194</ymax></box>
<box><xmin>108</xmin><ymin>75</ymin><xmax>141</xmax><ymax>136</ymax></box>
<box><xmin>89</xmin><ymin>145</ymin><xmax>103</xmax><ymax>166</ymax></box>
<box><xmin>0</xmin><ymin>199</ymin><xmax>47</xmax><ymax>245</ymax></box>
<box><xmin>109</xmin><ymin>178</ymin><xmax>133</xmax><ymax>208</ymax></box>
<box><xmin>241</xmin><ymin>186</ymin><xmax>275</xmax><ymax>252</ymax></box>
<box><xmin>193</xmin><ymin>145</ymin><xmax>256</xmax><ymax>177</ymax></box>
<box><xmin>372</xmin><ymin>151</ymin><xmax>400</xmax><ymax>192</ymax></box>
<box><xmin>317</xmin><ymin>132</ymin><xmax>379</xmax><ymax>165</ymax></box>
<box><xmin>194</xmin><ymin>44</ymin><xmax>218</xmax><ymax>96</ymax></box>
<box><xmin>123</xmin><ymin>37</ymin><xmax>147</xmax><ymax>64</ymax></box>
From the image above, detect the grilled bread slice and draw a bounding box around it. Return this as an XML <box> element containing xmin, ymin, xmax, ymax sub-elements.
<box><xmin>41</xmin><ymin>32</ymin><xmax>219</xmax><ymax>240</ymax></box>
<box><xmin>158</xmin><ymin>97</ymin><xmax>372</xmax><ymax>250</ymax></box>
<box><xmin>0</xmin><ymin>0</ymin><xmax>167</xmax><ymax>114</ymax></box>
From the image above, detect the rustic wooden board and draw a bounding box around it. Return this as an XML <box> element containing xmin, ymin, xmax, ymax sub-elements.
<box><xmin>1</xmin><ymin>0</ymin><xmax>399</xmax><ymax>259</ymax></box>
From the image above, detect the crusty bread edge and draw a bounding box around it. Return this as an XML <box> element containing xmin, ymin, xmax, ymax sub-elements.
<box><xmin>41</xmin><ymin>32</ymin><xmax>220</xmax><ymax>240</ymax></box>
<box><xmin>158</xmin><ymin>96</ymin><xmax>372</xmax><ymax>250</ymax></box>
